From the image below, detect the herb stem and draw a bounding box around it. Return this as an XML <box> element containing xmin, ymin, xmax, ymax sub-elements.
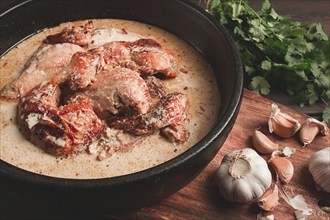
<box><xmin>321</xmin><ymin>97</ymin><xmax>329</xmax><ymax>106</ymax></box>
<box><xmin>240</xmin><ymin>0</ymin><xmax>283</xmax><ymax>41</ymax></box>
<box><xmin>240</xmin><ymin>1</ymin><xmax>262</xmax><ymax>21</ymax></box>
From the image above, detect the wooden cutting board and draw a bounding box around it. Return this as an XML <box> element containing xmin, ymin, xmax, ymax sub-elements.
<box><xmin>132</xmin><ymin>89</ymin><xmax>330</xmax><ymax>220</ymax></box>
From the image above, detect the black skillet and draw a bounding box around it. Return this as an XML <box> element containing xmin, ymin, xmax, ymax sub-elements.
<box><xmin>0</xmin><ymin>0</ymin><xmax>243</xmax><ymax>217</ymax></box>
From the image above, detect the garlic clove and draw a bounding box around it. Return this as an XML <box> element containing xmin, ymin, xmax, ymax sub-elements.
<box><xmin>268</xmin><ymin>104</ymin><xmax>301</xmax><ymax>138</ymax></box>
<box><xmin>309</xmin><ymin>147</ymin><xmax>330</xmax><ymax>193</ymax></box>
<box><xmin>268</xmin><ymin>156</ymin><xmax>294</xmax><ymax>184</ymax></box>
<box><xmin>252</xmin><ymin>130</ymin><xmax>279</xmax><ymax>154</ymax></box>
<box><xmin>299</xmin><ymin>118</ymin><xmax>329</xmax><ymax>147</ymax></box>
<box><xmin>257</xmin><ymin>183</ymin><xmax>279</xmax><ymax>211</ymax></box>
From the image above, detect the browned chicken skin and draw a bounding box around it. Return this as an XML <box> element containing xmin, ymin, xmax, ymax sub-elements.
<box><xmin>64</xmin><ymin>38</ymin><xmax>178</xmax><ymax>90</ymax></box>
<box><xmin>45</xmin><ymin>21</ymin><xmax>94</xmax><ymax>46</ymax></box>
<box><xmin>69</xmin><ymin>67</ymin><xmax>152</xmax><ymax>116</ymax></box>
<box><xmin>129</xmin><ymin>39</ymin><xmax>178</xmax><ymax>78</ymax></box>
<box><xmin>109</xmin><ymin>92</ymin><xmax>189</xmax><ymax>144</ymax></box>
<box><xmin>18</xmin><ymin>79</ymin><xmax>104</xmax><ymax>157</ymax></box>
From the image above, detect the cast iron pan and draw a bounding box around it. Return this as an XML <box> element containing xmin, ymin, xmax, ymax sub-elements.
<box><xmin>0</xmin><ymin>0</ymin><xmax>243</xmax><ymax>217</ymax></box>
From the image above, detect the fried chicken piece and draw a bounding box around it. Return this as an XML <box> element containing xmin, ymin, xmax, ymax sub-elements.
<box><xmin>108</xmin><ymin>92</ymin><xmax>189</xmax><ymax>144</ymax></box>
<box><xmin>64</xmin><ymin>50</ymin><xmax>103</xmax><ymax>90</ymax></box>
<box><xmin>161</xmin><ymin>124</ymin><xmax>190</xmax><ymax>144</ymax></box>
<box><xmin>45</xmin><ymin>21</ymin><xmax>94</xmax><ymax>46</ymax></box>
<box><xmin>62</xmin><ymin>43</ymin><xmax>127</xmax><ymax>90</ymax></box>
<box><xmin>64</xmin><ymin>39</ymin><xmax>178</xmax><ymax>90</ymax></box>
<box><xmin>0</xmin><ymin>43</ymin><xmax>84</xmax><ymax>99</ymax></box>
<box><xmin>68</xmin><ymin>67</ymin><xmax>151</xmax><ymax>116</ymax></box>
<box><xmin>18</xmin><ymin>79</ymin><xmax>104</xmax><ymax>157</ymax></box>
<box><xmin>129</xmin><ymin>39</ymin><xmax>178</xmax><ymax>78</ymax></box>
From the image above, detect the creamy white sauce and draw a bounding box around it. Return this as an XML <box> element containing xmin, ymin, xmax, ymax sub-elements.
<box><xmin>89</xmin><ymin>28</ymin><xmax>141</xmax><ymax>49</ymax></box>
<box><xmin>0</xmin><ymin>19</ymin><xmax>220</xmax><ymax>179</ymax></box>
<box><xmin>26</xmin><ymin>113</ymin><xmax>42</xmax><ymax>129</ymax></box>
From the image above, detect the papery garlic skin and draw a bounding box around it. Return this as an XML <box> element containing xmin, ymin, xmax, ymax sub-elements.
<box><xmin>215</xmin><ymin>148</ymin><xmax>272</xmax><ymax>203</ymax></box>
<box><xmin>309</xmin><ymin>147</ymin><xmax>330</xmax><ymax>192</ymax></box>
<box><xmin>299</xmin><ymin>118</ymin><xmax>328</xmax><ymax>147</ymax></box>
<box><xmin>271</xmin><ymin>147</ymin><xmax>296</xmax><ymax>158</ymax></box>
<box><xmin>257</xmin><ymin>212</ymin><xmax>274</xmax><ymax>220</ymax></box>
<box><xmin>268</xmin><ymin>104</ymin><xmax>301</xmax><ymax>138</ymax></box>
<box><xmin>295</xmin><ymin>210</ymin><xmax>307</xmax><ymax>220</ymax></box>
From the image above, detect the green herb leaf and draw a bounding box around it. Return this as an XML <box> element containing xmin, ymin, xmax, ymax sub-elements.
<box><xmin>307</xmin><ymin>23</ymin><xmax>328</xmax><ymax>41</ymax></box>
<box><xmin>322</xmin><ymin>106</ymin><xmax>330</xmax><ymax>124</ymax></box>
<box><xmin>249</xmin><ymin>76</ymin><xmax>271</xmax><ymax>95</ymax></box>
<box><xmin>261</xmin><ymin>60</ymin><xmax>272</xmax><ymax>71</ymax></box>
<box><xmin>208</xmin><ymin>0</ymin><xmax>329</xmax><ymax>121</ymax></box>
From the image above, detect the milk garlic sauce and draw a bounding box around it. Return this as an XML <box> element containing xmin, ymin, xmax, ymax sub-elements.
<box><xmin>0</xmin><ymin>19</ymin><xmax>220</xmax><ymax>179</ymax></box>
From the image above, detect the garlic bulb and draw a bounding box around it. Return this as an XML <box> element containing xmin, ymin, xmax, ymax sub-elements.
<box><xmin>268</xmin><ymin>104</ymin><xmax>301</xmax><ymax>138</ymax></box>
<box><xmin>215</xmin><ymin>148</ymin><xmax>272</xmax><ymax>203</ymax></box>
<box><xmin>309</xmin><ymin>147</ymin><xmax>330</xmax><ymax>192</ymax></box>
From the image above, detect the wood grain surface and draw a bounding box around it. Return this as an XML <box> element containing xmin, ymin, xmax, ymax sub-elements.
<box><xmin>134</xmin><ymin>89</ymin><xmax>330</xmax><ymax>220</ymax></box>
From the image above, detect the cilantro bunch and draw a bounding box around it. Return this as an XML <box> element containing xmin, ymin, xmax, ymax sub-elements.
<box><xmin>208</xmin><ymin>0</ymin><xmax>330</xmax><ymax>123</ymax></box>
